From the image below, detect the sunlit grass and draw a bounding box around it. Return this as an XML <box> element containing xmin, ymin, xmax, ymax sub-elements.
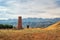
<box><xmin>0</xmin><ymin>28</ymin><xmax>60</xmax><ymax>40</ymax></box>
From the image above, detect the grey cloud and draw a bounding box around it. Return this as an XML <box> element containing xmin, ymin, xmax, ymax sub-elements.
<box><xmin>0</xmin><ymin>0</ymin><xmax>60</xmax><ymax>18</ymax></box>
<box><xmin>19</xmin><ymin>0</ymin><xmax>32</xmax><ymax>3</ymax></box>
<box><xmin>46</xmin><ymin>6</ymin><xmax>57</xmax><ymax>10</ymax></box>
<box><xmin>52</xmin><ymin>13</ymin><xmax>60</xmax><ymax>16</ymax></box>
<box><xmin>30</xmin><ymin>10</ymin><xmax>46</xmax><ymax>13</ymax></box>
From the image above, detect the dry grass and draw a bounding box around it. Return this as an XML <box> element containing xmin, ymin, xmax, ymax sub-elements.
<box><xmin>0</xmin><ymin>22</ymin><xmax>60</xmax><ymax>40</ymax></box>
<box><xmin>0</xmin><ymin>28</ymin><xmax>60</xmax><ymax>40</ymax></box>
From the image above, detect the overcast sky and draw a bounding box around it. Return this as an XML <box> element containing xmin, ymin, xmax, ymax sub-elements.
<box><xmin>0</xmin><ymin>0</ymin><xmax>60</xmax><ymax>19</ymax></box>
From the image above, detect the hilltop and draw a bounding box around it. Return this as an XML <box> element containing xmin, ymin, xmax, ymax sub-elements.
<box><xmin>44</xmin><ymin>21</ymin><xmax>60</xmax><ymax>30</ymax></box>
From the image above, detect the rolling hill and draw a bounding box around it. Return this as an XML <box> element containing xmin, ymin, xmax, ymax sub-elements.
<box><xmin>44</xmin><ymin>21</ymin><xmax>60</xmax><ymax>30</ymax></box>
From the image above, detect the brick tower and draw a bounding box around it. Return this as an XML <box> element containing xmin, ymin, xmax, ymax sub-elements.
<box><xmin>17</xmin><ymin>16</ymin><xmax>22</xmax><ymax>29</ymax></box>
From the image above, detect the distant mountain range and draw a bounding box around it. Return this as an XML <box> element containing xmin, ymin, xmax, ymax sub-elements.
<box><xmin>0</xmin><ymin>18</ymin><xmax>60</xmax><ymax>28</ymax></box>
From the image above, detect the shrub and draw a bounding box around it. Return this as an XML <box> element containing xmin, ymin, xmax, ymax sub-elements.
<box><xmin>0</xmin><ymin>24</ymin><xmax>13</xmax><ymax>29</ymax></box>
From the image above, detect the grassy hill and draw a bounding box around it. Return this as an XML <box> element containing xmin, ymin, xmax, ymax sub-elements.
<box><xmin>0</xmin><ymin>21</ymin><xmax>60</xmax><ymax>40</ymax></box>
<box><xmin>44</xmin><ymin>21</ymin><xmax>60</xmax><ymax>30</ymax></box>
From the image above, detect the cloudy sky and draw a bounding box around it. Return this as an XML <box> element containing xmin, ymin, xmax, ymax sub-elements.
<box><xmin>0</xmin><ymin>0</ymin><xmax>60</xmax><ymax>19</ymax></box>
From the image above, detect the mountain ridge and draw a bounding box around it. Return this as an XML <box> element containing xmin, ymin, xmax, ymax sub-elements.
<box><xmin>0</xmin><ymin>18</ymin><xmax>60</xmax><ymax>28</ymax></box>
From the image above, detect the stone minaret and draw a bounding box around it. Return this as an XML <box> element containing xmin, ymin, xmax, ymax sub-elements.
<box><xmin>17</xmin><ymin>16</ymin><xmax>22</xmax><ymax>29</ymax></box>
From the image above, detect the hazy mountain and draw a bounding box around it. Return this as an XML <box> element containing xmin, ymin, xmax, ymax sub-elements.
<box><xmin>0</xmin><ymin>18</ymin><xmax>60</xmax><ymax>28</ymax></box>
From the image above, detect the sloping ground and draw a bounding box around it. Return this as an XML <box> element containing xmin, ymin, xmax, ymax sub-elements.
<box><xmin>0</xmin><ymin>22</ymin><xmax>60</xmax><ymax>40</ymax></box>
<box><xmin>44</xmin><ymin>21</ymin><xmax>60</xmax><ymax>30</ymax></box>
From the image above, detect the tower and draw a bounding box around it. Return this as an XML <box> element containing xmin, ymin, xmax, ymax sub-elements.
<box><xmin>17</xmin><ymin>16</ymin><xmax>22</xmax><ymax>29</ymax></box>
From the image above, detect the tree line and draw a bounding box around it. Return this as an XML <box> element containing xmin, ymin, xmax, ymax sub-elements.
<box><xmin>0</xmin><ymin>24</ymin><xmax>13</xmax><ymax>29</ymax></box>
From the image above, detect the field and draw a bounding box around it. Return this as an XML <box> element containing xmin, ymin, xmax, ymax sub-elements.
<box><xmin>0</xmin><ymin>22</ymin><xmax>60</xmax><ymax>40</ymax></box>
